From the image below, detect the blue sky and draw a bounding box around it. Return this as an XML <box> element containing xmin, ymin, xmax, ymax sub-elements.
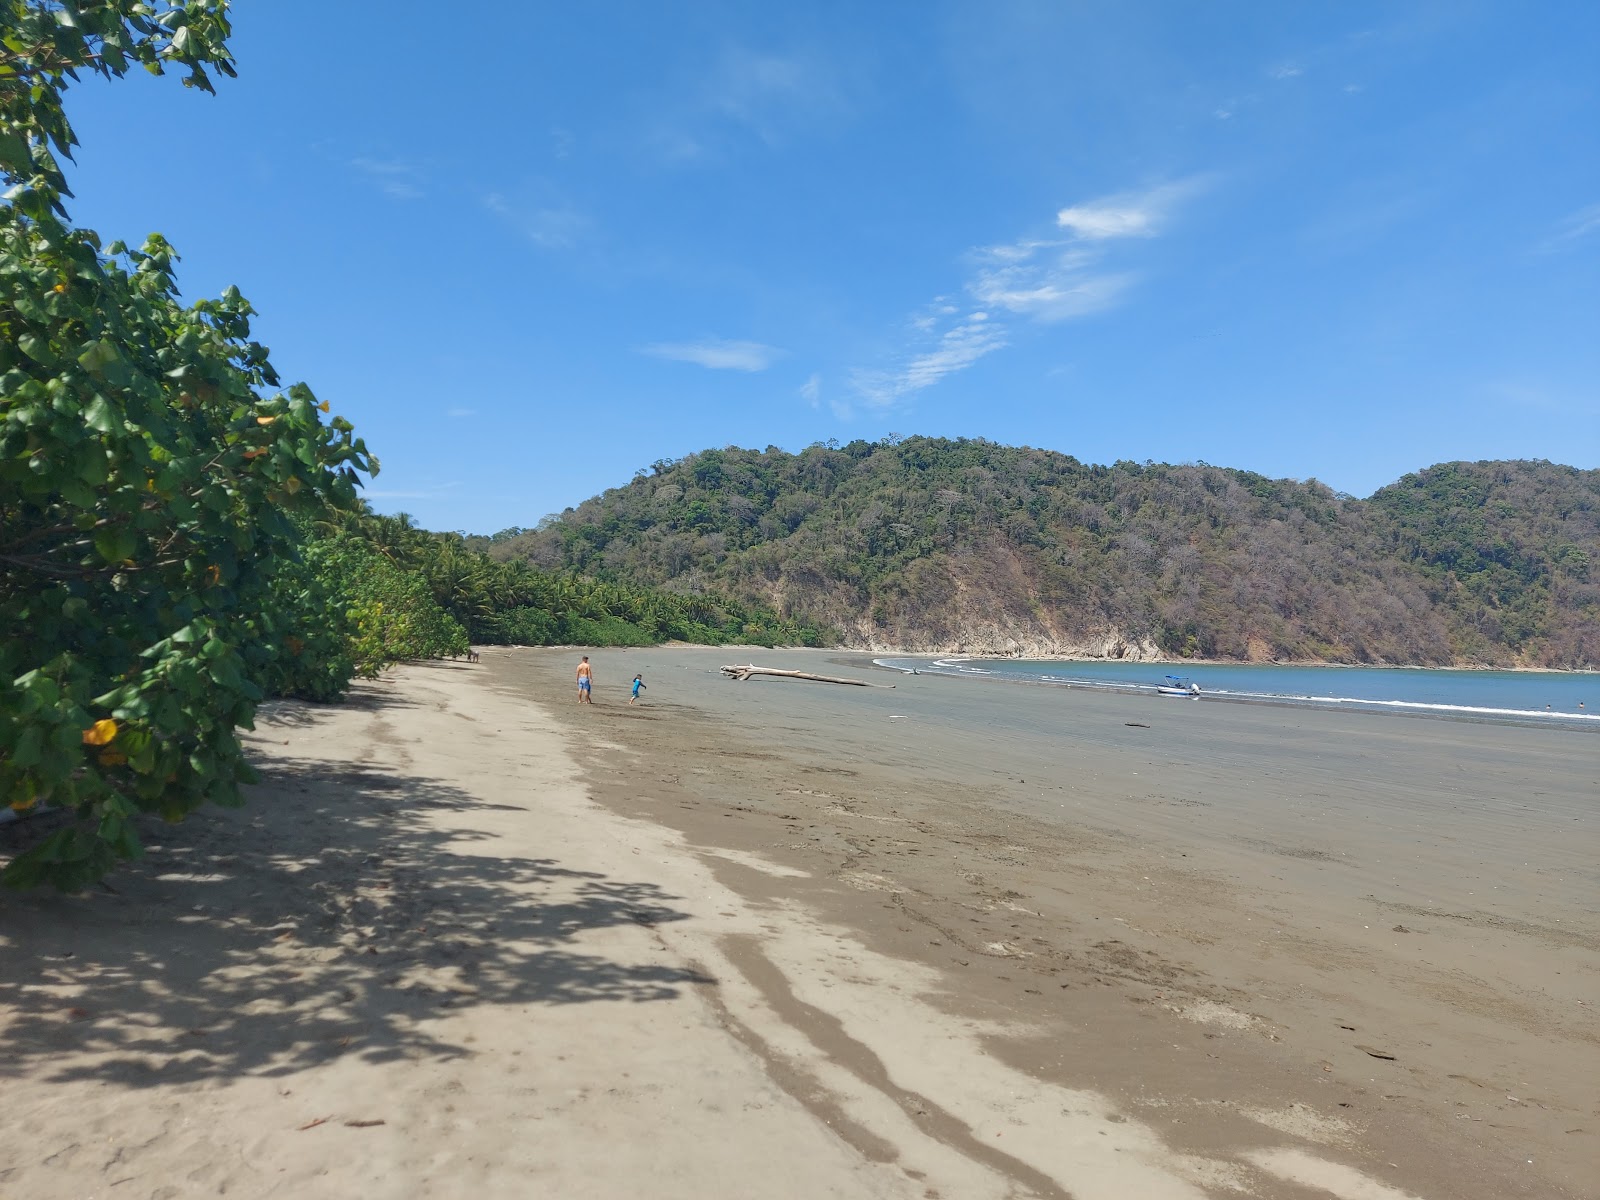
<box><xmin>61</xmin><ymin>1</ymin><xmax>1599</xmax><ymax>533</ymax></box>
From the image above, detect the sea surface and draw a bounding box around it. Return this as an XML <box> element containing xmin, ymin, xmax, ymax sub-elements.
<box><xmin>872</xmin><ymin>656</ymin><xmax>1600</xmax><ymax>727</ymax></box>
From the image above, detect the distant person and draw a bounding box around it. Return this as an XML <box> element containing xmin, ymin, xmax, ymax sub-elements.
<box><xmin>577</xmin><ymin>656</ymin><xmax>593</xmax><ymax>704</ymax></box>
<box><xmin>630</xmin><ymin>673</ymin><xmax>646</xmax><ymax>705</ymax></box>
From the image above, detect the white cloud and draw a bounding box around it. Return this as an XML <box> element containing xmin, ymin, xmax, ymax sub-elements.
<box><xmin>1268</xmin><ymin>63</ymin><xmax>1304</xmax><ymax>79</ymax></box>
<box><xmin>647</xmin><ymin>46</ymin><xmax>849</xmax><ymax>164</ymax></box>
<box><xmin>350</xmin><ymin>156</ymin><xmax>424</xmax><ymax>200</ymax></box>
<box><xmin>716</xmin><ymin>51</ymin><xmax>807</xmax><ymax>118</ymax></box>
<box><xmin>640</xmin><ymin>339</ymin><xmax>785</xmax><ymax>372</ymax></box>
<box><xmin>797</xmin><ymin>372</ymin><xmax>854</xmax><ymax>419</ymax></box>
<box><xmin>851</xmin><ymin>316</ymin><xmax>1008</xmax><ymax>407</ymax></box>
<box><xmin>851</xmin><ymin>178</ymin><xmax>1204</xmax><ymax>408</ymax></box>
<box><xmin>1056</xmin><ymin>179</ymin><xmax>1202</xmax><ymax>240</ymax></box>
<box><xmin>350</xmin><ymin>157</ymin><xmax>409</xmax><ymax>175</ymax></box>
<box><xmin>484</xmin><ymin>192</ymin><xmax>590</xmax><ymax>249</ymax></box>
<box><xmin>971</xmin><ymin>242</ymin><xmax>1134</xmax><ymax>321</ymax></box>
<box><xmin>711</xmin><ymin>47</ymin><xmax>846</xmax><ymax>141</ymax></box>
<box><xmin>1539</xmin><ymin>202</ymin><xmax>1600</xmax><ymax>252</ymax></box>
<box><xmin>1056</xmin><ymin>203</ymin><xmax>1153</xmax><ymax>240</ymax></box>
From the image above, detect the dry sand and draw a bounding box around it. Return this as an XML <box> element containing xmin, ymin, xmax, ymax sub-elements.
<box><xmin>1</xmin><ymin>647</ymin><xmax>1594</xmax><ymax>1199</ymax></box>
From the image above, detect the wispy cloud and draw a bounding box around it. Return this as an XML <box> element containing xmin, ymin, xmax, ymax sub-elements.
<box><xmin>350</xmin><ymin>156</ymin><xmax>424</xmax><ymax>200</ymax></box>
<box><xmin>716</xmin><ymin>51</ymin><xmax>812</xmax><ymax>125</ymax></box>
<box><xmin>1267</xmin><ymin>62</ymin><xmax>1304</xmax><ymax>80</ymax></box>
<box><xmin>713</xmin><ymin>46</ymin><xmax>849</xmax><ymax>141</ymax></box>
<box><xmin>797</xmin><ymin>371</ymin><xmax>854</xmax><ymax>419</ymax></box>
<box><xmin>446</xmin><ymin>407</ymin><xmax>476</xmax><ymax>419</ymax></box>
<box><xmin>850</xmin><ymin>180</ymin><xmax>1204</xmax><ymax>408</ymax></box>
<box><xmin>1300</xmin><ymin>183</ymin><xmax>1433</xmax><ymax>253</ymax></box>
<box><xmin>639</xmin><ymin>339</ymin><xmax>784</xmax><ymax>372</ymax></box>
<box><xmin>1211</xmin><ymin>91</ymin><xmax>1262</xmax><ymax>121</ymax></box>
<box><xmin>851</xmin><ymin>314</ymin><xmax>1007</xmax><ymax>407</ymax></box>
<box><xmin>1538</xmin><ymin>202</ymin><xmax>1600</xmax><ymax>253</ymax></box>
<box><xmin>484</xmin><ymin>192</ymin><xmax>590</xmax><ymax>250</ymax></box>
<box><xmin>647</xmin><ymin>45</ymin><xmax>849</xmax><ymax>163</ymax></box>
<box><xmin>1056</xmin><ymin>180</ymin><xmax>1202</xmax><ymax>240</ymax></box>
<box><xmin>970</xmin><ymin>243</ymin><xmax>1134</xmax><ymax>321</ymax></box>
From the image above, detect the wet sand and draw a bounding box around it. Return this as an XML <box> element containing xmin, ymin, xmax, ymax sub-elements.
<box><xmin>3</xmin><ymin>649</ymin><xmax>1594</xmax><ymax>1198</ymax></box>
<box><xmin>511</xmin><ymin>645</ymin><xmax>1598</xmax><ymax>1198</ymax></box>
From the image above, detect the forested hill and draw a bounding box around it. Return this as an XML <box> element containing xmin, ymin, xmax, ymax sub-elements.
<box><xmin>477</xmin><ymin>440</ymin><xmax>1600</xmax><ymax>669</ymax></box>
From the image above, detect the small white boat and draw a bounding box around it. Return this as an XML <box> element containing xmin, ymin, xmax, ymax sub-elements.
<box><xmin>1156</xmin><ymin>675</ymin><xmax>1201</xmax><ymax>697</ymax></box>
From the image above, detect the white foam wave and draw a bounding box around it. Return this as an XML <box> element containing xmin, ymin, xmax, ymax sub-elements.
<box><xmin>873</xmin><ymin>660</ymin><xmax>1598</xmax><ymax>723</ymax></box>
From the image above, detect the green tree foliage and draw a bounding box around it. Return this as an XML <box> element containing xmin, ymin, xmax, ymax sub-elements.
<box><xmin>311</xmin><ymin>531</ymin><xmax>469</xmax><ymax>672</ymax></box>
<box><xmin>1</xmin><ymin>0</ymin><xmax>237</xmax><ymax>203</ymax></box>
<box><xmin>1369</xmin><ymin>461</ymin><xmax>1600</xmax><ymax>667</ymax></box>
<box><xmin>327</xmin><ymin>507</ymin><xmax>829</xmax><ymax>651</ymax></box>
<box><xmin>493</xmin><ymin>439</ymin><xmax>1599</xmax><ymax>669</ymax></box>
<box><xmin>1</xmin><ymin>2</ymin><xmax>376</xmax><ymax>888</ymax></box>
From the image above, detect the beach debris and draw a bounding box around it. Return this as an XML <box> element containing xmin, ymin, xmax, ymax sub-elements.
<box><xmin>1357</xmin><ymin>1046</ymin><xmax>1398</xmax><ymax>1060</ymax></box>
<box><xmin>1125</xmin><ymin>722</ymin><xmax>1151</xmax><ymax>728</ymax></box>
<box><xmin>1392</xmin><ymin>924</ymin><xmax>1410</xmax><ymax>933</ymax></box>
<box><xmin>344</xmin><ymin>1119</ymin><xmax>386</xmax><ymax>1128</ymax></box>
<box><xmin>1180</xmin><ymin>1001</ymin><xmax>1260</xmax><ymax>1031</ymax></box>
<box><xmin>720</xmin><ymin>664</ymin><xmax>895</xmax><ymax>688</ymax></box>
<box><xmin>296</xmin><ymin>1116</ymin><xmax>330</xmax><ymax>1131</ymax></box>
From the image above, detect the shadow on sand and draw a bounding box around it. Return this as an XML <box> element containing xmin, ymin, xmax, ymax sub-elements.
<box><xmin>0</xmin><ymin>743</ymin><xmax>710</xmax><ymax>1088</ymax></box>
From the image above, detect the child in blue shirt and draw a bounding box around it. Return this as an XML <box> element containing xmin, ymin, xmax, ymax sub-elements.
<box><xmin>629</xmin><ymin>674</ymin><xmax>646</xmax><ymax>705</ymax></box>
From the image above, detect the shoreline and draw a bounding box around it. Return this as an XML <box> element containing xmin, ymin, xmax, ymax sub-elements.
<box><xmin>484</xmin><ymin>640</ymin><xmax>1600</xmax><ymax>675</ymax></box>
<box><xmin>857</xmin><ymin>654</ymin><xmax>1600</xmax><ymax>731</ymax></box>
<box><xmin>854</xmin><ymin>647</ymin><xmax>1600</xmax><ymax>674</ymax></box>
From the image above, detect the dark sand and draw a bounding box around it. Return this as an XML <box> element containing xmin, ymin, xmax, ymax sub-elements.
<box><xmin>503</xmin><ymin>645</ymin><xmax>1599</xmax><ymax>1199</ymax></box>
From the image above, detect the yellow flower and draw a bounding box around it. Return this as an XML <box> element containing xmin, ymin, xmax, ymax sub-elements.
<box><xmin>82</xmin><ymin>718</ymin><xmax>118</xmax><ymax>746</ymax></box>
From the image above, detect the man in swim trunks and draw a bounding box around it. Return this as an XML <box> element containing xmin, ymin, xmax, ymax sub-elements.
<box><xmin>576</xmin><ymin>656</ymin><xmax>593</xmax><ymax>704</ymax></box>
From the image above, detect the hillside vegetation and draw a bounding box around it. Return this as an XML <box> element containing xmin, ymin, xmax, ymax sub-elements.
<box><xmin>482</xmin><ymin>439</ymin><xmax>1600</xmax><ymax>669</ymax></box>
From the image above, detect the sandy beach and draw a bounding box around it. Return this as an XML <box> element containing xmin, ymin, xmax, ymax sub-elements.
<box><xmin>2</xmin><ymin>647</ymin><xmax>1595</xmax><ymax>1199</ymax></box>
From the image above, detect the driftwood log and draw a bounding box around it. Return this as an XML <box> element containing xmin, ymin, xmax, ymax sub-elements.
<box><xmin>720</xmin><ymin>664</ymin><xmax>895</xmax><ymax>688</ymax></box>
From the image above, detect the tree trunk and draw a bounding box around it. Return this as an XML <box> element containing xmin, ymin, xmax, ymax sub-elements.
<box><xmin>719</xmin><ymin>665</ymin><xmax>895</xmax><ymax>688</ymax></box>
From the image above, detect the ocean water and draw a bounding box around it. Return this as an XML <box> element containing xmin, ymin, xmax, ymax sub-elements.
<box><xmin>872</xmin><ymin>656</ymin><xmax>1600</xmax><ymax>727</ymax></box>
